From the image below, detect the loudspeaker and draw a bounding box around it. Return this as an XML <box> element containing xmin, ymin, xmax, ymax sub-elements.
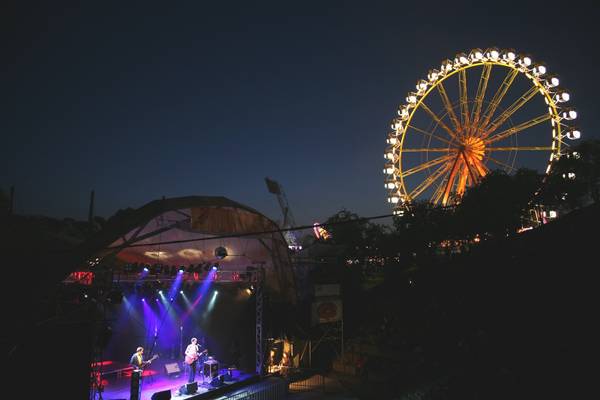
<box><xmin>210</xmin><ymin>375</ymin><xmax>224</xmax><ymax>387</ymax></box>
<box><xmin>178</xmin><ymin>381</ymin><xmax>198</xmax><ymax>395</ymax></box>
<box><xmin>223</xmin><ymin>369</ymin><xmax>235</xmax><ymax>381</ymax></box>
<box><xmin>164</xmin><ymin>362</ymin><xmax>181</xmax><ymax>377</ymax></box>
<box><xmin>150</xmin><ymin>389</ymin><xmax>171</xmax><ymax>400</ymax></box>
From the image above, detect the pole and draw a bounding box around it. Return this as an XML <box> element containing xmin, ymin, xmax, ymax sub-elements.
<box><xmin>341</xmin><ymin>317</ymin><xmax>344</xmax><ymax>363</ymax></box>
<box><xmin>180</xmin><ymin>325</ymin><xmax>183</xmax><ymax>361</ymax></box>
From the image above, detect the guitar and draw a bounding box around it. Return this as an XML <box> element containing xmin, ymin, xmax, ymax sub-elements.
<box><xmin>184</xmin><ymin>349</ymin><xmax>207</xmax><ymax>365</ymax></box>
<box><xmin>141</xmin><ymin>354</ymin><xmax>159</xmax><ymax>368</ymax></box>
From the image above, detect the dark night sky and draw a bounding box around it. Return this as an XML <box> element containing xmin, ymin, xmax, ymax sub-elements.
<box><xmin>3</xmin><ymin>2</ymin><xmax>599</xmax><ymax>225</ymax></box>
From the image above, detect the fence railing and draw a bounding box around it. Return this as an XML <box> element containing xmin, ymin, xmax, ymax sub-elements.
<box><xmin>286</xmin><ymin>369</ymin><xmax>325</xmax><ymax>393</ymax></box>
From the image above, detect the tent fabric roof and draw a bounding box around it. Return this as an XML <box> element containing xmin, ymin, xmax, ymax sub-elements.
<box><xmin>76</xmin><ymin>196</ymin><xmax>296</xmax><ymax>301</ymax></box>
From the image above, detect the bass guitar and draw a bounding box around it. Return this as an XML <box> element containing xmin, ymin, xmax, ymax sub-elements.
<box><xmin>141</xmin><ymin>354</ymin><xmax>159</xmax><ymax>368</ymax></box>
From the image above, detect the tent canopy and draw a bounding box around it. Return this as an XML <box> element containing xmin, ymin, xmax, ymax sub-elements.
<box><xmin>83</xmin><ymin>196</ymin><xmax>296</xmax><ymax>301</ymax></box>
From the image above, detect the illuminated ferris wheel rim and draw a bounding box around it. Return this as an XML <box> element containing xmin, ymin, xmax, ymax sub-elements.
<box><xmin>384</xmin><ymin>48</ymin><xmax>581</xmax><ymax>211</ymax></box>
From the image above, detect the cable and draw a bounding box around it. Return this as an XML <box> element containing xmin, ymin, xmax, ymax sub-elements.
<box><xmin>105</xmin><ymin>213</ymin><xmax>397</xmax><ymax>250</ymax></box>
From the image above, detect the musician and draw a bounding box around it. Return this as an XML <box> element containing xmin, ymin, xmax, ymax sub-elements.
<box><xmin>184</xmin><ymin>338</ymin><xmax>200</xmax><ymax>383</ymax></box>
<box><xmin>130</xmin><ymin>347</ymin><xmax>145</xmax><ymax>371</ymax></box>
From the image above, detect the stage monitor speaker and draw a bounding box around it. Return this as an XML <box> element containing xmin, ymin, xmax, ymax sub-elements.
<box><xmin>164</xmin><ymin>362</ymin><xmax>181</xmax><ymax>377</ymax></box>
<box><xmin>210</xmin><ymin>375</ymin><xmax>224</xmax><ymax>388</ymax></box>
<box><xmin>179</xmin><ymin>381</ymin><xmax>198</xmax><ymax>395</ymax></box>
<box><xmin>150</xmin><ymin>389</ymin><xmax>171</xmax><ymax>400</ymax></box>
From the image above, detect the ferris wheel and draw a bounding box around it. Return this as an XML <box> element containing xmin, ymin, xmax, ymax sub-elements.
<box><xmin>384</xmin><ymin>48</ymin><xmax>581</xmax><ymax>213</ymax></box>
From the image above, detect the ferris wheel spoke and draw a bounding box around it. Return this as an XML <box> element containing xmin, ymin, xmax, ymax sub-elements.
<box><xmin>400</xmin><ymin>148</ymin><xmax>449</xmax><ymax>152</ymax></box>
<box><xmin>419</xmin><ymin>102</ymin><xmax>461</xmax><ymax>141</ymax></box>
<box><xmin>441</xmin><ymin>152</ymin><xmax>463</xmax><ymax>205</ymax></box>
<box><xmin>456</xmin><ymin>164</ymin><xmax>470</xmax><ymax>196</ymax></box>
<box><xmin>461</xmin><ymin>151</ymin><xmax>479</xmax><ymax>185</ymax></box>
<box><xmin>483</xmin><ymin>85</ymin><xmax>539</xmax><ymax>137</ymax></box>
<box><xmin>400</xmin><ymin>154</ymin><xmax>454</xmax><ymax>177</ymax></box>
<box><xmin>471</xmin><ymin>64</ymin><xmax>492</xmax><ymax>127</ymax></box>
<box><xmin>487</xmin><ymin>146</ymin><xmax>554</xmax><ymax>151</ymax></box>
<box><xmin>407</xmin><ymin>125</ymin><xmax>454</xmax><ymax>146</ymax></box>
<box><xmin>480</xmin><ymin>68</ymin><xmax>519</xmax><ymax>130</ymax></box>
<box><xmin>459</xmin><ymin>69</ymin><xmax>470</xmax><ymax>128</ymax></box>
<box><xmin>473</xmin><ymin>158</ymin><xmax>489</xmax><ymax>177</ymax></box>
<box><xmin>408</xmin><ymin>161</ymin><xmax>452</xmax><ymax>200</ymax></box>
<box><xmin>486</xmin><ymin>156</ymin><xmax>516</xmax><ymax>172</ymax></box>
<box><xmin>436</xmin><ymin>82</ymin><xmax>461</xmax><ymax>131</ymax></box>
<box><xmin>431</xmin><ymin>177</ymin><xmax>448</xmax><ymax>205</ymax></box>
<box><xmin>485</xmin><ymin>114</ymin><xmax>551</xmax><ymax>144</ymax></box>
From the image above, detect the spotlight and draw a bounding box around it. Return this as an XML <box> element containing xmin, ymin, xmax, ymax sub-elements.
<box><xmin>212</xmin><ymin>264</ymin><xmax>219</xmax><ymax>271</ymax></box>
<box><xmin>214</xmin><ymin>246</ymin><xmax>228</xmax><ymax>259</ymax></box>
<box><xmin>178</xmin><ymin>267</ymin><xmax>184</xmax><ymax>274</ymax></box>
<box><xmin>143</xmin><ymin>267</ymin><xmax>149</xmax><ymax>273</ymax></box>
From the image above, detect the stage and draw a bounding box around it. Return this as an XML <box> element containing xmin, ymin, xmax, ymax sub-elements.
<box><xmin>97</xmin><ymin>358</ymin><xmax>258</xmax><ymax>400</ymax></box>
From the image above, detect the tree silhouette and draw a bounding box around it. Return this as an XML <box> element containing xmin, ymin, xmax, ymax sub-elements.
<box><xmin>539</xmin><ymin>139</ymin><xmax>600</xmax><ymax>209</ymax></box>
<box><xmin>454</xmin><ymin>169</ymin><xmax>543</xmax><ymax>238</ymax></box>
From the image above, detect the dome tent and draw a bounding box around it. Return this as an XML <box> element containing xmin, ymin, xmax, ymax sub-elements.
<box><xmin>82</xmin><ymin>196</ymin><xmax>296</xmax><ymax>302</ymax></box>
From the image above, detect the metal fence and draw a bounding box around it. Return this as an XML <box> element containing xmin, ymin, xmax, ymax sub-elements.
<box><xmin>223</xmin><ymin>377</ymin><xmax>287</xmax><ymax>400</ymax></box>
<box><xmin>286</xmin><ymin>370</ymin><xmax>326</xmax><ymax>393</ymax></box>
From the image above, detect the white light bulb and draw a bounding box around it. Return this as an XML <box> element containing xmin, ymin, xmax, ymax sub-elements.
<box><xmin>427</xmin><ymin>69</ymin><xmax>439</xmax><ymax>82</ymax></box>
<box><xmin>533</xmin><ymin>64</ymin><xmax>547</xmax><ymax>76</ymax></box>
<box><xmin>567</xmin><ymin>129</ymin><xmax>581</xmax><ymax>140</ymax></box>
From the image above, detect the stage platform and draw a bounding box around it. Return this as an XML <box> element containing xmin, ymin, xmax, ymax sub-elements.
<box><xmin>98</xmin><ymin>359</ymin><xmax>262</xmax><ymax>400</ymax></box>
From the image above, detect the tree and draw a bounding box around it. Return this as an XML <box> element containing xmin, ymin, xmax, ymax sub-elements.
<box><xmin>323</xmin><ymin>209</ymin><xmax>369</xmax><ymax>258</ymax></box>
<box><xmin>393</xmin><ymin>201</ymin><xmax>454</xmax><ymax>256</ymax></box>
<box><xmin>455</xmin><ymin>169</ymin><xmax>543</xmax><ymax>238</ymax></box>
<box><xmin>537</xmin><ymin>140</ymin><xmax>600</xmax><ymax>211</ymax></box>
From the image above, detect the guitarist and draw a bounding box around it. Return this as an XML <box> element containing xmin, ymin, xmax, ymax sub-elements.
<box><xmin>129</xmin><ymin>346</ymin><xmax>158</xmax><ymax>371</ymax></box>
<box><xmin>184</xmin><ymin>337</ymin><xmax>207</xmax><ymax>383</ymax></box>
